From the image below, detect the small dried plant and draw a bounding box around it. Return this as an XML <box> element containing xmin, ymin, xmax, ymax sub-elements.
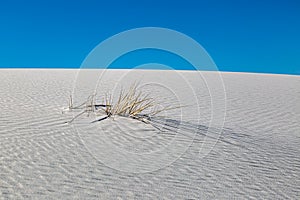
<box><xmin>64</xmin><ymin>83</ymin><xmax>182</xmax><ymax>124</ymax></box>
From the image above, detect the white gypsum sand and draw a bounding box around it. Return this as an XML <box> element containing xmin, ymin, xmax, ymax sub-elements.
<box><xmin>0</xmin><ymin>69</ymin><xmax>299</xmax><ymax>199</ymax></box>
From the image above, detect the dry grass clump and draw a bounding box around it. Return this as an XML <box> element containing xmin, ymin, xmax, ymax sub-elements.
<box><xmin>107</xmin><ymin>83</ymin><xmax>155</xmax><ymax>118</ymax></box>
<box><xmin>65</xmin><ymin>83</ymin><xmax>181</xmax><ymax>124</ymax></box>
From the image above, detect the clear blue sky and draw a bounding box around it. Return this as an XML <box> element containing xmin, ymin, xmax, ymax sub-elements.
<box><xmin>0</xmin><ymin>0</ymin><xmax>299</xmax><ymax>75</ymax></box>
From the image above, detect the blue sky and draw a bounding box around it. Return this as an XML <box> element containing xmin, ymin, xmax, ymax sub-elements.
<box><xmin>0</xmin><ymin>0</ymin><xmax>299</xmax><ymax>75</ymax></box>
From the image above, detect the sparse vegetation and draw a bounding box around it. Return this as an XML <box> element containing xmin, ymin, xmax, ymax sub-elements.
<box><xmin>64</xmin><ymin>83</ymin><xmax>182</xmax><ymax>124</ymax></box>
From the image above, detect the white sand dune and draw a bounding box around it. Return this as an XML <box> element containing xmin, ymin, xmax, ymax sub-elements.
<box><xmin>0</xmin><ymin>69</ymin><xmax>299</xmax><ymax>199</ymax></box>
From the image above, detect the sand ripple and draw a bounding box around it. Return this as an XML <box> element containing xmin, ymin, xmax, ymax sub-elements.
<box><xmin>0</xmin><ymin>70</ymin><xmax>299</xmax><ymax>199</ymax></box>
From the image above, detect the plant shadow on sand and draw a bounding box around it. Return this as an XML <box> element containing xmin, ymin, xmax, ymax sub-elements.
<box><xmin>145</xmin><ymin>116</ymin><xmax>256</xmax><ymax>150</ymax></box>
<box><xmin>63</xmin><ymin>83</ymin><xmax>261</xmax><ymax>152</ymax></box>
<box><xmin>65</xmin><ymin>106</ymin><xmax>257</xmax><ymax>153</ymax></box>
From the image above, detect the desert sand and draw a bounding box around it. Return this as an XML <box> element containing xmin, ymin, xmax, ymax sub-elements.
<box><xmin>0</xmin><ymin>69</ymin><xmax>299</xmax><ymax>199</ymax></box>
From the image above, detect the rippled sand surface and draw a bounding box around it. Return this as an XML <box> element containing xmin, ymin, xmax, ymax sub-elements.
<box><xmin>0</xmin><ymin>69</ymin><xmax>299</xmax><ymax>199</ymax></box>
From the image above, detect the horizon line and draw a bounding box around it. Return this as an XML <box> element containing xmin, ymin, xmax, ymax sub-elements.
<box><xmin>0</xmin><ymin>67</ymin><xmax>299</xmax><ymax>77</ymax></box>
